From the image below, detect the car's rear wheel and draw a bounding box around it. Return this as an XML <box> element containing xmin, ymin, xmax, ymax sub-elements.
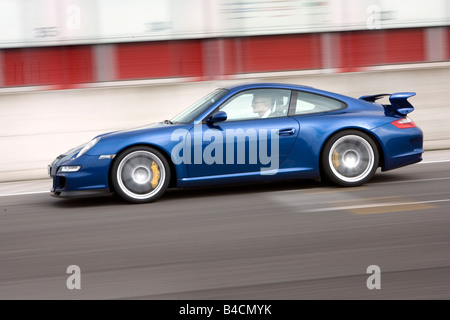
<box><xmin>111</xmin><ymin>146</ymin><xmax>170</xmax><ymax>203</ymax></box>
<box><xmin>321</xmin><ymin>130</ymin><xmax>379</xmax><ymax>187</ymax></box>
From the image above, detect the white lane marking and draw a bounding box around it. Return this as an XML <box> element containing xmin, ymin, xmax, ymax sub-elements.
<box><xmin>420</xmin><ymin>159</ymin><xmax>450</xmax><ymax>164</ymax></box>
<box><xmin>305</xmin><ymin>198</ymin><xmax>450</xmax><ymax>213</ymax></box>
<box><xmin>0</xmin><ymin>191</ymin><xmax>49</xmax><ymax>197</ymax></box>
<box><xmin>374</xmin><ymin>176</ymin><xmax>450</xmax><ymax>185</ymax></box>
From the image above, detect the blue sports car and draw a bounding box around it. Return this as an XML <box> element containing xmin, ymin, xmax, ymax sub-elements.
<box><xmin>48</xmin><ymin>83</ymin><xmax>423</xmax><ymax>203</ymax></box>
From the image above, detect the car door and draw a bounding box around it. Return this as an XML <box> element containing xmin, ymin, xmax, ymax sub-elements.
<box><xmin>186</xmin><ymin>88</ymin><xmax>299</xmax><ymax>178</ymax></box>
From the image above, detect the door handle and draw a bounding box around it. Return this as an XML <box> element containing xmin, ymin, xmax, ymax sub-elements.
<box><xmin>277</xmin><ymin>128</ymin><xmax>296</xmax><ymax>136</ymax></box>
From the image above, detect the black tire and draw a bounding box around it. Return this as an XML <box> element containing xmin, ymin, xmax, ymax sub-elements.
<box><xmin>111</xmin><ymin>146</ymin><xmax>171</xmax><ymax>203</ymax></box>
<box><xmin>321</xmin><ymin>130</ymin><xmax>379</xmax><ymax>187</ymax></box>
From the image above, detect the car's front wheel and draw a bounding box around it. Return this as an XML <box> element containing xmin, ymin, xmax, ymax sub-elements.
<box><xmin>321</xmin><ymin>130</ymin><xmax>379</xmax><ymax>187</ymax></box>
<box><xmin>111</xmin><ymin>146</ymin><xmax>170</xmax><ymax>203</ymax></box>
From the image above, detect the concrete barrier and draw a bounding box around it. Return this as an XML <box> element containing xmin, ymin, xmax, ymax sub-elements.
<box><xmin>1</xmin><ymin>63</ymin><xmax>449</xmax><ymax>182</ymax></box>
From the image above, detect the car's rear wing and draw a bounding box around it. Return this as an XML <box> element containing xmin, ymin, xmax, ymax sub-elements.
<box><xmin>359</xmin><ymin>92</ymin><xmax>416</xmax><ymax>115</ymax></box>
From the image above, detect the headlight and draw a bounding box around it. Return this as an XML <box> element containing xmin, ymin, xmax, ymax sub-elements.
<box><xmin>58</xmin><ymin>166</ymin><xmax>81</xmax><ymax>173</ymax></box>
<box><xmin>76</xmin><ymin>137</ymin><xmax>101</xmax><ymax>159</ymax></box>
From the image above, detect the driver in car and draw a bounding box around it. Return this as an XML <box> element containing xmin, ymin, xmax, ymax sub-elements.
<box><xmin>251</xmin><ymin>93</ymin><xmax>273</xmax><ymax>118</ymax></box>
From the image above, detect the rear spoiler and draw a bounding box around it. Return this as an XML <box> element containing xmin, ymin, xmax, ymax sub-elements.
<box><xmin>359</xmin><ymin>92</ymin><xmax>416</xmax><ymax>115</ymax></box>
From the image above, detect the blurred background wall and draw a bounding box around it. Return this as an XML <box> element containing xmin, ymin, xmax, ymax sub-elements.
<box><xmin>1</xmin><ymin>0</ymin><xmax>450</xmax><ymax>182</ymax></box>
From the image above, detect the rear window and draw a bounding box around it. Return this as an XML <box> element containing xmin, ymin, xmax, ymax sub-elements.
<box><xmin>294</xmin><ymin>91</ymin><xmax>346</xmax><ymax>115</ymax></box>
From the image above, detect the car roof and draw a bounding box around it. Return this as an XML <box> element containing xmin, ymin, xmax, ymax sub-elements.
<box><xmin>223</xmin><ymin>82</ymin><xmax>356</xmax><ymax>103</ymax></box>
<box><xmin>224</xmin><ymin>82</ymin><xmax>314</xmax><ymax>92</ymax></box>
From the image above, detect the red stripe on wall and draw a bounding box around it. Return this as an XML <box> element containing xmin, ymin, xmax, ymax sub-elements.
<box><xmin>339</xmin><ymin>29</ymin><xmax>425</xmax><ymax>71</ymax></box>
<box><xmin>3</xmin><ymin>48</ymin><xmax>63</xmax><ymax>86</ymax></box>
<box><xmin>63</xmin><ymin>46</ymin><xmax>94</xmax><ymax>85</ymax></box>
<box><xmin>3</xmin><ymin>49</ymin><xmax>26</xmax><ymax>86</ymax></box>
<box><xmin>3</xmin><ymin>46</ymin><xmax>93</xmax><ymax>87</ymax></box>
<box><xmin>116</xmin><ymin>40</ymin><xmax>203</xmax><ymax>80</ymax></box>
<box><xmin>339</xmin><ymin>31</ymin><xmax>384</xmax><ymax>71</ymax></box>
<box><xmin>116</xmin><ymin>42</ymin><xmax>170</xmax><ymax>79</ymax></box>
<box><xmin>239</xmin><ymin>34</ymin><xmax>322</xmax><ymax>73</ymax></box>
<box><xmin>0</xmin><ymin>27</ymin><xmax>439</xmax><ymax>88</ymax></box>
<box><xmin>384</xmin><ymin>28</ymin><xmax>425</xmax><ymax>63</ymax></box>
<box><xmin>170</xmin><ymin>41</ymin><xmax>204</xmax><ymax>78</ymax></box>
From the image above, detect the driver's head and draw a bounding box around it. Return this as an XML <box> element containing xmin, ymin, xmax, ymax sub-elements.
<box><xmin>252</xmin><ymin>93</ymin><xmax>272</xmax><ymax>117</ymax></box>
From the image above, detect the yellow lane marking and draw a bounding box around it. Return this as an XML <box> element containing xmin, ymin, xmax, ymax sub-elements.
<box><xmin>305</xmin><ymin>198</ymin><xmax>450</xmax><ymax>213</ymax></box>
<box><xmin>332</xmin><ymin>196</ymin><xmax>399</xmax><ymax>204</ymax></box>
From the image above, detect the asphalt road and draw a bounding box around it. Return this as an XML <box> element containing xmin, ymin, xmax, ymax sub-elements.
<box><xmin>1</xmin><ymin>151</ymin><xmax>450</xmax><ymax>300</ymax></box>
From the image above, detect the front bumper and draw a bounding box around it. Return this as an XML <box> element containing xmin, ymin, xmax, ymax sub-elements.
<box><xmin>50</xmin><ymin>189</ymin><xmax>111</xmax><ymax>198</ymax></box>
<box><xmin>49</xmin><ymin>153</ymin><xmax>113</xmax><ymax>198</ymax></box>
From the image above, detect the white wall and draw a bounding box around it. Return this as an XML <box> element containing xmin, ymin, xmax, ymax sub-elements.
<box><xmin>1</xmin><ymin>63</ymin><xmax>449</xmax><ymax>182</ymax></box>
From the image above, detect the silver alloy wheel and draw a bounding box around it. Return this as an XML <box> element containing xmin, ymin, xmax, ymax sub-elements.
<box><xmin>116</xmin><ymin>150</ymin><xmax>166</xmax><ymax>200</ymax></box>
<box><xmin>328</xmin><ymin>135</ymin><xmax>375</xmax><ymax>183</ymax></box>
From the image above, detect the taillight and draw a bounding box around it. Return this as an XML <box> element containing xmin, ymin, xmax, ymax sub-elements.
<box><xmin>391</xmin><ymin>116</ymin><xmax>416</xmax><ymax>129</ymax></box>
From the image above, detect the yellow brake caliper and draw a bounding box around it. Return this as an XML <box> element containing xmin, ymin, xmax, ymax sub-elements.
<box><xmin>332</xmin><ymin>149</ymin><xmax>340</xmax><ymax>169</ymax></box>
<box><xmin>150</xmin><ymin>161</ymin><xmax>160</xmax><ymax>189</ymax></box>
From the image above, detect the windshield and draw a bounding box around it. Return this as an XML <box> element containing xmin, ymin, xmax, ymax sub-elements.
<box><xmin>171</xmin><ymin>88</ymin><xmax>228</xmax><ymax>124</ymax></box>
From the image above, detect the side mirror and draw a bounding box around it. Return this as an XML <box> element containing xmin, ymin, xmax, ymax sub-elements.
<box><xmin>207</xmin><ymin>111</ymin><xmax>227</xmax><ymax>123</ymax></box>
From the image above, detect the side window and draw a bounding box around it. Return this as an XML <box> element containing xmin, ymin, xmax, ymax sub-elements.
<box><xmin>295</xmin><ymin>91</ymin><xmax>346</xmax><ymax>115</ymax></box>
<box><xmin>219</xmin><ymin>89</ymin><xmax>291</xmax><ymax>121</ymax></box>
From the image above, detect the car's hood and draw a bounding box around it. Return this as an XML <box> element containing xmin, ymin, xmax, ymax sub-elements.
<box><xmin>96</xmin><ymin>122</ymin><xmax>184</xmax><ymax>139</ymax></box>
<box><xmin>84</xmin><ymin>121</ymin><xmax>191</xmax><ymax>157</ymax></box>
